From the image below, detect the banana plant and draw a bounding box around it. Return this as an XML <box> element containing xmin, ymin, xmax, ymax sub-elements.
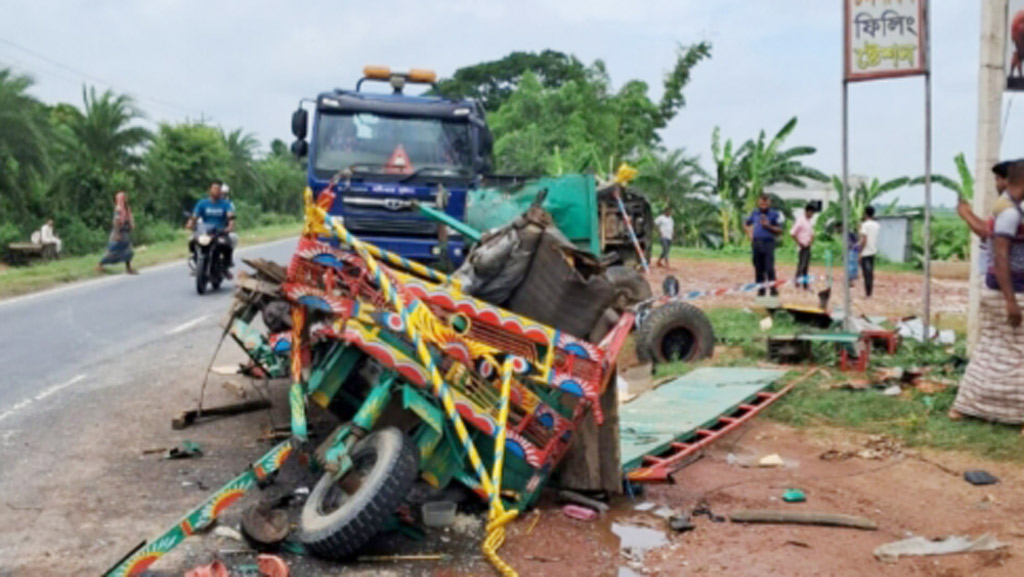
<box><xmin>910</xmin><ymin>152</ymin><xmax>974</xmax><ymax>202</ymax></box>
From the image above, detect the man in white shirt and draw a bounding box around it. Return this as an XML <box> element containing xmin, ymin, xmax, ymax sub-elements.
<box><xmin>653</xmin><ymin>207</ymin><xmax>674</xmax><ymax>269</ymax></box>
<box><xmin>32</xmin><ymin>219</ymin><xmax>62</xmax><ymax>256</ymax></box>
<box><xmin>858</xmin><ymin>206</ymin><xmax>880</xmax><ymax>297</ymax></box>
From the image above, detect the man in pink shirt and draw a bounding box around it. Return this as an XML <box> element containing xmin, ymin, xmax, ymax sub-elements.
<box><xmin>789</xmin><ymin>202</ymin><xmax>818</xmax><ymax>290</ymax></box>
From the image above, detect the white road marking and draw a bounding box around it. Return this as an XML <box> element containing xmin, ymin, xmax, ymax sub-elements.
<box><xmin>0</xmin><ymin>374</ymin><xmax>86</xmax><ymax>423</ymax></box>
<box><xmin>34</xmin><ymin>374</ymin><xmax>87</xmax><ymax>401</ymax></box>
<box><xmin>166</xmin><ymin>314</ymin><xmax>211</xmax><ymax>335</ymax></box>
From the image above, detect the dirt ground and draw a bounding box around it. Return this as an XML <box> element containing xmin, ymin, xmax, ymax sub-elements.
<box><xmin>2</xmin><ymin>256</ymin><xmax>1015</xmax><ymax>577</ymax></box>
<box><xmin>647</xmin><ymin>258</ymin><xmax>968</xmax><ymax>320</ymax></box>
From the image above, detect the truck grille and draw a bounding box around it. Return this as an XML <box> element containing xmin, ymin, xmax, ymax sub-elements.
<box><xmin>345</xmin><ymin>217</ymin><xmax>439</xmax><ymax>237</ymax></box>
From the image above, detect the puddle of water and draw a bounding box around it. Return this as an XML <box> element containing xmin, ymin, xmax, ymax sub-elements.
<box><xmin>612</xmin><ymin>523</ymin><xmax>668</xmax><ymax>552</ymax></box>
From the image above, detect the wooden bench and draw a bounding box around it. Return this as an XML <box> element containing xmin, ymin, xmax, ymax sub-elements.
<box><xmin>6</xmin><ymin>242</ymin><xmax>58</xmax><ymax>266</ymax></box>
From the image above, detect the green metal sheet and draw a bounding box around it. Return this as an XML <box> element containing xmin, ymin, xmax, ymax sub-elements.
<box><xmin>466</xmin><ymin>174</ymin><xmax>600</xmax><ymax>255</ymax></box>
<box><xmin>619</xmin><ymin>367</ymin><xmax>787</xmax><ymax>470</ymax></box>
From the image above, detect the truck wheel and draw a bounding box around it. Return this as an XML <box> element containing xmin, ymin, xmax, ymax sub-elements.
<box><xmin>299</xmin><ymin>427</ymin><xmax>419</xmax><ymax>559</ymax></box>
<box><xmin>636</xmin><ymin>301</ymin><xmax>715</xmax><ymax>363</ymax></box>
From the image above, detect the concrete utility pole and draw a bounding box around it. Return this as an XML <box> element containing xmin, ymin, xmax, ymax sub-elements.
<box><xmin>970</xmin><ymin>0</ymin><xmax>1007</xmax><ymax>350</ymax></box>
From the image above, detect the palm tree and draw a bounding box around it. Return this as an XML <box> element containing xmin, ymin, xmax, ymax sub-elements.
<box><xmin>0</xmin><ymin>68</ymin><xmax>50</xmax><ymax>216</ymax></box>
<box><xmin>222</xmin><ymin>128</ymin><xmax>260</xmax><ymax>193</ymax></box>
<box><xmin>694</xmin><ymin>127</ymin><xmax>745</xmax><ymax>245</ymax></box>
<box><xmin>636</xmin><ymin>148</ymin><xmax>721</xmax><ymax>247</ymax></box>
<box><xmin>736</xmin><ymin>117</ymin><xmax>828</xmax><ymax>210</ymax></box>
<box><xmin>66</xmin><ymin>86</ymin><xmax>151</xmax><ymax>172</ymax></box>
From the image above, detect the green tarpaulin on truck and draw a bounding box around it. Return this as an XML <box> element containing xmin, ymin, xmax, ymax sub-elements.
<box><xmin>465</xmin><ymin>175</ymin><xmax>601</xmax><ymax>256</ymax></box>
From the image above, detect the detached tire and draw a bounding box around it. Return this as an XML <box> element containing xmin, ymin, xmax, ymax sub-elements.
<box><xmin>637</xmin><ymin>301</ymin><xmax>715</xmax><ymax>363</ymax></box>
<box><xmin>299</xmin><ymin>427</ymin><xmax>418</xmax><ymax>559</ymax></box>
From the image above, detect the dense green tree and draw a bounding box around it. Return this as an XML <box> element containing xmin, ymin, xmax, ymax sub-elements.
<box><xmin>488</xmin><ymin>43</ymin><xmax>711</xmax><ymax>176</ymax></box>
<box><xmin>143</xmin><ymin>123</ymin><xmax>232</xmax><ymax>222</ymax></box>
<box><xmin>0</xmin><ymin>68</ymin><xmax>50</xmax><ymax>234</ymax></box>
<box><xmin>635</xmin><ymin>149</ymin><xmax>720</xmax><ymax>247</ymax></box>
<box><xmin>735</xmin><ymin>117</ymin><xmax>827</xmax><ymax>207</ymax></box>
<box><xmin>435</xmin><ymin>50</ymin><xmax>588</xmax><ymax>111</ymax></box>
<box><xmin>63</xmin><ymin>87</ymin><xmax>150</xmax><ymax>173</ymax></box>
<box><xmin>695</xmin><ymin>128</ymin><xmax>745</xmax><ymax>245</ymax></box>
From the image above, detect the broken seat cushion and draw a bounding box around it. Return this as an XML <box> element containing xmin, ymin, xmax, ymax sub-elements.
<box><xmin>505</xmin><ymin>233</ymin><xmax>614</xmax><ymax>339</ymax></box>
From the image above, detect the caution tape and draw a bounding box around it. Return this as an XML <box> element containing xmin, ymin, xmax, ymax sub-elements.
<box><xmin>642</xmin><ymin>274</ymin><xmax>823</xmax><ymax>308</ymax></box>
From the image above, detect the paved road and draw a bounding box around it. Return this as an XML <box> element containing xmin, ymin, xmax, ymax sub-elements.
<box><xmin>0</xmin><ymin>238</ymin><xmax>297</xmax><ymax>425</ymax></box>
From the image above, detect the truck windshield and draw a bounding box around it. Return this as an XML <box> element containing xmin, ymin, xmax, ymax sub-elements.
<box><xmin>314</xmin><ymin>111</ymin><xmax>473</xmax><ymax>179</ymax></box>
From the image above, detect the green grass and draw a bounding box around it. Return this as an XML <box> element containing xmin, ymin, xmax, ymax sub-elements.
<box><xmin>659</xmin><ymin>306</ymin><xmax>1024</xmax><ymax>463</ymax></box>
<box><xmin>0</xmin><ymin>220</ymin><xmax>301</xmax><ymax>299</ymax></box>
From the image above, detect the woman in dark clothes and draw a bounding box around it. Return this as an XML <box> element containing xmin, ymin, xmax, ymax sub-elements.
<box><xmin>96</xmin><ymin>191</ymin><xmax>138</xmax><ymax>274</ymax></box>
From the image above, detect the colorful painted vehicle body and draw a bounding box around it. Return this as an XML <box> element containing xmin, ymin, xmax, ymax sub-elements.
<box><xmin>106</xmin><ymin>184</ymin><xmax>631</xmax><ymax>577</ymax></box>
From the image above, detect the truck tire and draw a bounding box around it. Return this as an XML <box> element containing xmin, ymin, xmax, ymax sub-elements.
<box><xmin>299</xmin><ymin>427</ymin><xmax>419</xmax><ymax>559</ymax></box>
<box><xmin>636</xmin><ymin>301</ymin><xmax>715</xmax><ymax>363</ymax></box>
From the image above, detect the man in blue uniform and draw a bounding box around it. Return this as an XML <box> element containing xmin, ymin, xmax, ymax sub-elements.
<box><xmin>744</xmin><ymin>194</ymin><xmax>783</xmax><ymax>296</ymax></box>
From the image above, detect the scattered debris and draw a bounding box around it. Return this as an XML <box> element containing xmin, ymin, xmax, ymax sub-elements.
<box><xmin>759</xmin><ymin>316</ymin><xmax>773</xmax><ymax>331</ymax></box>
<box><xmin>786</xmin><ymin>540</ymin><xmax>811</xmax><ymax>548</ymax></box>
<box><xmin>758</xmin><ymin>453</ymin><xmax>785</xmax><ymax>468</ymax></box>
<box><xmin>557</xmin><ymin>489</ymin><xmax>610</xmax><ymax>513</ymax></box>
<box><xmin>171</xmin><ymin>399</ymin><xmax>272</xmax><ymax>430</ymax></box>
<box><xmin>729</xmin><ymin>510</ymin><xmax>878</xmax><ymax>531</ymax></box>
<box><xmin>211</xmin><ymin>365</ymin><xmax>240</xmax><ymax>376</ymax></box>
<box><xmin>964</xmin><ymin>470</ymin><xmax>1000</xmax><ymax>486</ymax></box>
<box><xmin>562</xmin><ymin>504</ymin><xmax>600</xmax><ymax>522</ymax></box>
<box><xmin>782</xmin><ymin>489</ymin><xmax>806</xmax><ymax>503</ymax></box>
<box><xmin>241</xmin><ymin>503</ymin><xmax>291</xmax><ymax>551</ymax></box>
<box><xmin>692</xmin><ymin>500</ymin><xmax>726</xmax><ymax>523</ymax></box>
<box><xmin>668</xmin><ymin>514</ymin><xmax>695</xmax><ymax>532</ymax></box>
<box><xmin>820</xmin><ymin>435</ymin><xmax>903</xmax><ymax>462</ymax></box>
<box><xmin>874</xmin><ymin>534</ymin><xmax>1007</xmax><ymax>563</ymax></box>
<box><xmin>141</xmin><ymin>447</ymin><xmax>167</xmax><ymax>455</ymax></box>
<box><xmin>183</xmin><ymin>560</ymin><xmax>229</xmax><ymax>577</ymax></box>
<box><xmin>633</xmin><ymin>501</ymin><xmax>656</xmax><ymax>512</ymax></box>
<box><xmin>256</xmin><ymin>553</ymin><xmax>290</xmax><ymax>577</ymax></box>
<box><xmin>881</xmin><ymin>385</ymin><xmax>902</xmax><ymax>397</ymax></box>
<box><xmin>652</xmin><ymin>506</ymin><xmax>676</xmax><ymax>519</ymax></box>
<box><xmin>421</xmin><ymin>501</ymin><xmax>457</xmax><ymax>528</ymax></box>
<box><xmin>212</xmin><ymin>525</ymin><xmax>244</xmax><ymax>542</ymax></box>
<box><xmin>524</xmin><ymin>555</ymin><xmax>562</xmax><ymax>563</ymax></box>
<box><xmin>166</xmin><ymin>441</ymin><xmax>203</xmax><ymax>460</ymax></box>
<box><xmin>221</xmin><ymin>380</ymin><xmax>248</xmax><ymax>399</ymax></box>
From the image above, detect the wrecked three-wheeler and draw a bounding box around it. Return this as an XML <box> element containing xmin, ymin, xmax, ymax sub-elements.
<box><xmin>106</xmin><ymin>179</ymin><xmax>646</xmax><ymax>576</ymax></box>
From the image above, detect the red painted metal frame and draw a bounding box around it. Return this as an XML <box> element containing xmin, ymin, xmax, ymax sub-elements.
<box><xmin>625</xmin><ymin>369</ymin><xmax>819</xmax><ymax>483</ymax></box>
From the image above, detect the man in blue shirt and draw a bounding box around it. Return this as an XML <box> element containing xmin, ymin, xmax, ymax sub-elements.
<box><xmin>187</xmin><ymin>179</ymin><xmax>237</xmax><ymax>276</ymax></box>
<box><xmin>744</xmin><ymin>194</ymin><xmax>783</xmax><ymax>296</ymax></box>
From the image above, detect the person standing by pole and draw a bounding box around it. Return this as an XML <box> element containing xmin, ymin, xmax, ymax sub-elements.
<box><xmin>653</xmin><ymin>207</ymin><xmax>674</xmax><ymax>269</ymax></box>
<box><xmin>858</xmin><ymin>206</ymin><xmax>880</xmax><ymax>298</ymax></box>
<box><xmin>789</xmin><ymin>202</ymin><xmax>818</xmax><ymax>290</ymax></box>
<box><xmin>745</xmin><ymin>194</ymin><xmax>783</xmax><ymax>296</ymax></box>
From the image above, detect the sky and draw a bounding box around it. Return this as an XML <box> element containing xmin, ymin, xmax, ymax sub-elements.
<box><xmin>0</xmin><ymin>0</ymin><xmax>1017</xmax><ymax>207</ymax></box>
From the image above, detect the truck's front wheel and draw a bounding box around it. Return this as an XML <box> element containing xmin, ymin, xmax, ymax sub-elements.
<box><xmin>298</xmin><ymin>427</ymin><xmax>419</xmax><ymax>559</ymax></box>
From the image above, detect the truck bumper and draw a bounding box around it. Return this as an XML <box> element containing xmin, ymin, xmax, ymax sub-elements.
<box><xmin>324</xmin><ymin>236</ymin><xmax>467</xmax><ymax>268</ymax></box>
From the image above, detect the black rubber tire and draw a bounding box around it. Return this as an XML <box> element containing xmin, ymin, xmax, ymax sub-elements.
<box><xmin>195</xmin><ymin>254</ymin><xmax>208</xmax><ymax>295</ymax></box>
<box><xmin>299</xmin><ymin>427</ymin><xmax>419</xmax><ymax>560</ymax></box>
<box><xmin>636</xmin><ymin>301</ymin><xmax>715</xmax><ymax>363</ymax></box>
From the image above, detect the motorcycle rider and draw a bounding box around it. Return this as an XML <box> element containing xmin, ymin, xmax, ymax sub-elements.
<box><xmin>186</xmin><ymin>179</ymin><xmax>237</xmax><ymax>279</ymax></box>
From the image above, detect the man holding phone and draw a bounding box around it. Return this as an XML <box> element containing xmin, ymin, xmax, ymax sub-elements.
<box><xmin>745</xmin><ymin>194</ymin><xmax>783</xmax><ymax>296</ymax></box>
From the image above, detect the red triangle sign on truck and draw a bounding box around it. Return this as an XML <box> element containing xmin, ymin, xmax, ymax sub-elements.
<box><xmin>384</xmin><ymin>144</ymin><xmax>414</xmax><ymax>174</ymax></box>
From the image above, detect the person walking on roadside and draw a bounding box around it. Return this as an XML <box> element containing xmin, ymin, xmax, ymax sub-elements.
<box><xmin>789</xmin><ymin>202</ymin><xmax>817</xmax><ymax>290</ymax></box>
<box><xmin>745</xmin><ymin>194</ymin><xmax>783</xmax><ymax>296</ymax></box>
<box><xmin>96</xmin><ymin>191</ymin><xmax>137</xmax><ymax>274</ymax></box>
<box><xmin>949</xmin><ymin>161</ymin><xmax>1024</xmax><ymax>432</ymax></box>
<box><xmin>654</xmin><ymin>207</ymin><xmax>674</xmax><ymax>269</ymax></box>
<box><xmin>857</xmin><ymin>206</ymin><xmax>880</xmax><ymax>298</ymax></box>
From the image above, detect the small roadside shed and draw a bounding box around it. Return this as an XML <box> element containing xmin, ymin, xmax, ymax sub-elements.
<box><xmin>875</xmin><ymin>214</ymin><xmax>913</xmax><ymax>264</ymax></box>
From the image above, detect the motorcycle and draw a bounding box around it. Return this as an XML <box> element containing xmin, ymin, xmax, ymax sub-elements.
<box><xmin>190</xmin><ymin>222</ymin><xmax>232</xmax><ymax>294</ymax></box>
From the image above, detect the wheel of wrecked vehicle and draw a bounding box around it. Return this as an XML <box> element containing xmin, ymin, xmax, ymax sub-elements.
<box><xmin>195</xmin><ymin>254</ymin><xmax>208</xmax><ymax>295</ymax></box>
<box><xmin>636</xmin><ymin>301</ymin><xmax>715</xmax><ymax>363</ymax></box>
<box><xmin>299</xmin><ymin>427</ymin><xmax>419</xmax><ymax>560</ymax></box>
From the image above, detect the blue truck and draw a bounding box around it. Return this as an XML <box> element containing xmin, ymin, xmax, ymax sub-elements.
<box><xmin>290</xmin><ymin>66</ymin><xmax>494</xmax><ymax>268</ymax></box>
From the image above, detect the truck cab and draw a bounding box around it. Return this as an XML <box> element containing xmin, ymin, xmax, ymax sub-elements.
<box><xmin>291</xmin><ymin>67</ymin><xmax>493</xmax><ymax>268</ymax></box>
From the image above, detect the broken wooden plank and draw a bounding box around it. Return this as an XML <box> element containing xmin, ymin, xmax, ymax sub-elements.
<box><xmin>729</xmin><ymin>509</ymin><xmax>877</xmax><ymax>531</ymax></box>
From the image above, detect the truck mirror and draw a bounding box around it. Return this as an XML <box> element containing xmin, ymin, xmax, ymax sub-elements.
<box><xmin>480</xmin><ymin>126</ymin><xmax>494</xmax><ymax>155</ymax></box>
<box><xmin>291</xmin><ymin>139</ymin><xmax>308</xmax><ymax>158</ymax></box>
<box><xmin>291</xmin><ymin>108</ymin><xmax>308</xmax><ymax>140</ymax></box>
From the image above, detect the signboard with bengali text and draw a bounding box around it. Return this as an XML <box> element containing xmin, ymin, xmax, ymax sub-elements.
<box><xmin>844</xmin><ymin>0</ymin><xmax>927</xmax><ymax>82</ymax></box>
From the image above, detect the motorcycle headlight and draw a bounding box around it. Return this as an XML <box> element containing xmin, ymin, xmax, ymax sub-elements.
<box><xmin>198</xmin><ymin>234</ymin><xmax>212</xmax><ymax>246</ymax></box>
